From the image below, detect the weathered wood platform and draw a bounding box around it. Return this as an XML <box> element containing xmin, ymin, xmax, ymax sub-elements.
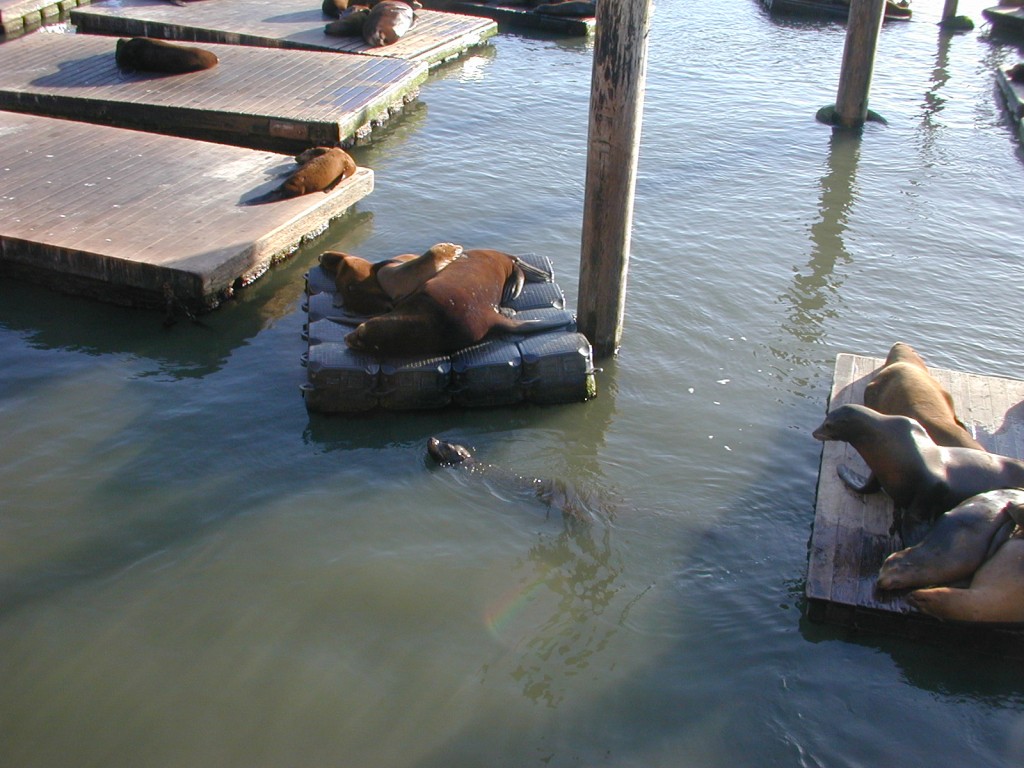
<box><xmin>0</xmin><ymin>33</ymin><xmax>427</xmax><ymax>153</ymax></box>
<box><xmin>71</xmin><ymin>0</ymin><xmax>498</xmax><ymax>68</ymax></box>
<box><xmin>418</xmin><ymin>1</ymin><xmax>594</xmax><ymax>36</ymax></box>
<box><xmin>995</xmin><ymin>64</ymin><xmax>1024</xmax><ymax>145</ymax></box>
<box><xmin>0</xmin><ymin>0</ymin><xmax>87</xmax><ymax>37</ymax></box>
<box><xmin>807</xmin><ymin>353</ymin><xmax>1024</xmax><ymax>653</ymax></box>
<box><xmin>983</xmin><ymin>4</ymin><xmax>1024</xmax><ymax>36</ymax></box>
<box><xmin>0</xmin><ymin>112</ymin><xmax>373</xmax><ymax>310</ymax></box>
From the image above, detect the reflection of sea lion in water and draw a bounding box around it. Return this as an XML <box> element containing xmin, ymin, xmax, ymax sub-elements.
<box><xmin>908</xmin><ymin>538</ymin><xmax>1024</xmax><ymax>623</ymax></box>
<box><xmin>864</xmin><ymin>342</ymin><xmax>984</xmax><ymax>450</ymax></box>
<box><xmin>427</xmin><ymin>437</ymin><xmax>597</xmax><ymax>527</ymax></box>
<box><xmin>115</xmin><ymin>37</ymin><xmax>218</xmax><ymax>74</ymax></box>
<box><xmin>249</xmin><ymin>147</ymin><xmax>356</xmax><ymax>203</ymax></box>
<box><xmin>363</xmin><ymin>0</ymin><xmax>417</xmax><ymax>46</ymax></box>
<box><xmin>876</xmin><ymin>489</ymin><xmax>1024</xmax><ymax>591</ymax></box>
<box><xmin>812</xmin><ymin>404</ymin><xmax>1024</xmax><ymax>542</ymax></box>
<box><xmin>318</xmin><ymin>243</ymin><xmax>462</xmax><ymax>315</ymax></box>
<box><xmin>344</xmin><ymin>249</ymin><xmax>543</xmax><ymax>356</ymax></box>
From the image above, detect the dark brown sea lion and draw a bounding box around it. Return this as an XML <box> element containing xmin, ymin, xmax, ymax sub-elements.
<box><xmin>362</xmin><ymin>0</ymin><xmax>416</xmax><ymax>46</ymax></box>
<box><xmin>322</xmin><ymin>0</ymin><xmax>351</xmax><ymax>17</ymax></box>
<box><xmin>812</xmin><ymin>403</ymin><xmax>1024</xmax><ymax>542</ymax></box>
<box><xmin>534</xmin><ymin>0</ymin><xmax>596</xmax><ymax>16</ymax></box>
<box><xmin>250</xmin><ymin>147</ymin><xmax>356</xmax><ymax>204</ymax></box>
<box><xmin>876</xmin><ymin>489</ymin><xmax>1024</xmax><ymax>591</ymax></box>
<box><xmin>864</xmin><ymin>342</ymin><xmax>984</xmax><ymax>450</ymax></box>
<box><xmin>908</xmin><ymin>538</ymin><xmax>1024</xmax><ymax>623</ymax></box>
<box><xmin>375</xmin><ymin>243</ymin><xmax>464</xmax><ymax>304</ymax></box>
<box><xmin>1010</xmin><ymin>63</ymin><xmax>1024</xmax><ymax>83</ymax></box>
<box><xmin>115</xmin><ymin>37</ymin><xmax>218</xmax><ymax>74</ymax></box>
<box><xmin>427</xmin><ymin>437</ymin><xmax>595</xmax><ymax>527</ymax></box>
<box><xmin>344</xmin><ymin>249</ymin><xmax>537</xmax><ymax>355</ymax></box>
<box><xmin>324</xmin><ymin>5</ymin><xmax>370</xmax><ymax>36</ymax></box>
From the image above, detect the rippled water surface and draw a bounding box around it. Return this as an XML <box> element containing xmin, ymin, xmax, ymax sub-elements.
<box><xmin>3</xmin><ymin>1</ymin><xmax>1024</xmax><ymax>766</ymax></box>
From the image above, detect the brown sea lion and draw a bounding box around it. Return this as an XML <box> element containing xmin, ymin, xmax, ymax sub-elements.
<box><xmin>324</xmin><ymin>5</ymin><xmax>371</xmax><ymax>36</ymax></box>
<box><xmin>908</xmin><ymin>538</ymin><xmax>1024</xmax><ymax>623</ymax></box>
<box><xmin>1010</xmin><ymin>63</ymin><xmax>1024</xmax><ymax>83</ymax></box>
<box><xmin>375</xmin><ymin>243</ymin><xmax>464</xmax><ymax>304</ymax></box>
<box><xmin>344</xmin><ymin>249</ymin><xmax>537</xmax><ymax>355</ymax></box>
<box><xmin>534</xmin><ymin>1</ymin><xmax>596</xmax><ymax>16</ymax></box>
<box><xmin>864</xmin><ymin>342</ymin><xmax>984</xmax><ymax>450</ymax></box>
<box><xmin>250</xmin><ymin>147</ymin><xmax>356</xmax><ymax>204</ymax></box>
<box><xmin>812</xmin><ymin>403</ymin><xmax>1024</xmax><ymax>542</ymax></box>
<box><xmin>876</xmin><ymin>489</ymin><xmax>1024</xmax><ymax>591</ymax></box>
<box><xmin>115</xmin><ymin>37</ymin><xmax>218</xmax><ymax>74</ymax></box>
<box><xmin>322</xmin><ymin>0</ymin><xmax>350</xmax><ymax>17</ymax></box>
<box><xmin>362</xmin><ymin>0</ymin><xmax>416</xmax><ymax>46</ymax></box>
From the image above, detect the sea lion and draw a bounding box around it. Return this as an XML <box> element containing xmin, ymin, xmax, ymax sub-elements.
<box><xmin>812</xmin><ymin>403</ymin><xmax>1024</xmax><ymax>542</ymax></box>
<box><xmin>362</xmin><ymin>0</ymin><xmax>416</xmax><ymax>46</ymax></box>
<box><xmin>343</xmin><ymin>248</ymin><xmax>539</xmax><ymax>355</ymax></box>
<box><xmin>375</xmin><ymin>243</ymin><xmax>464</xmax><ymax>305</ymax></box>
<box><xmin>324</xmin><ymin>5</ymin><xmax>370</xmax><ymax>36</ymax></box>
<box><xmin>115</xmin><ymin>37</ymin><xmax>218</xmax><ymax>74</ymax></box>
<box><xmin>864</xmin><ymin>342</ymin><xmax>984</xmax><ymax>450</ymax></box>
<box><xmin>322</xmin><ymin>0</ymin><xmax>350</xmax><ymax>17</ymax></box>
<box><xmin>1010</xmin><ymin>63</ymin><xmax>1024</xmax><ymax>84</ymax></box>
<box><xmin>876</xmin><ymin>489</ymin><xmax>1024</xmax><ymax>591</ymax></box>
<box><xmin>427</xmin><ymin>437</ymin><xmax>595</xmax><ymax>527</ymax></box>
<box><xmin>249</xmin><ymin>147</ymin><xmax>356</xmax><ymax>203</ymax></box>
<box><xmin>534</xmin><ymin>1</ymin><xmax>596</xmax><ymax>16</ymax></box>
<box><xmin>908</xmin><ymin>538</ymin><xmax>1024</xmax><ymax>623</ymax></box>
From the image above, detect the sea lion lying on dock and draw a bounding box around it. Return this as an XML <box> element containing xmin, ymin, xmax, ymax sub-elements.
<box><xmin>863</xmin><ymin>342</ymin><xmax>984</xmax><ymax>450</ymax></box>
<box><xmin>876</xmin><ymin>489</ymin><xmax>1024</xmax><ymax>591</ymax></box>
<box><xmin>534</xmin><ymin>1</ymin><xmax>596</xmax><ymax>17</ymax></box>
<box><xmin>363</xmin><ymin>0</ymin><xmax>418</xmax><ymax>46</ymax></box>
<box><xmin>342</xmin><ymin>248</ymin><xmax>554</xmax><ymax>355</ymax></box>
<box><xmin>427</xmin><ymin>437</ymin><xmax>596</xmax><ymax>527</ymax></box>
<box><xmin>812</xmin><ymin>403</ymin><xmax>1024</xmax><ymax>543</ymax></box>
<box><xmin>324</xmin><ymin>5</ymin><xmax>371</xmax><ymax>35</ymax></box>
<box><xmin>115</xmin><ymin>37</ymin><xmax>218</xmax><ymax>74</ymax></box>
<box><xmin>318</xmin><ymin>243</ymin><xmax>463</xmax><ymax>315</ymax></box>
<box><xmin>248</xmin><ymin>146</ymin><xmax>356</xmax><ymax>204</ymax></box>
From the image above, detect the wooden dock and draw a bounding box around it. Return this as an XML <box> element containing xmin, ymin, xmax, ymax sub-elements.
<box><xmin>417</xmin><ymin>1</ymin><xmax>595</xmax><ymax>36</ymax></box>
<box><xmin>807</xmin><ymin>353</ymin><xmax>1024</xmax><ymax>652</ymax></box>
<box><xmin>983</xmin><ymin>4</ymin><xmax>1024</xmax><ymax>36</ymax></box>
<box><xmin>0</xmin><ymin>112</ymin><xmax>373</xmax><ymax>310</ymax></box>
<box><xmin>70</xmin><ymin>0</ymin><xmax>498</xmax><ymax>68</ymax></box>
<box><xmin>0</xmin><ymin>33</ymin><xmax>428</xmax><ymax>153</ymax></box>
<box><xmin>0</xmin><ymin>0</ymin><xmax>88</xmax><ymax>38</ymax></box>
<box><xmin>995</xmin><ymin>64</ymin><xmax>1024</xmax><ymax>145</ymax></box>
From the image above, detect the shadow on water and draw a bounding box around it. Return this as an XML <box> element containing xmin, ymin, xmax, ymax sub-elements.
<box><xmin>0</xmin><ymin>209</ymin><xmax>375</xmax><ymax>379</ymax></box>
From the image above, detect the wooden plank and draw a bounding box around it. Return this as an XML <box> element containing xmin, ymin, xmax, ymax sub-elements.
<box><xmin>70</xmin><ymin>0</ymin><xmax>498</xmax><ymax>68</ymax></box>
<box><xmin>0</xmin><ymin>112</ymin><xmax>373</xmax><ymax>309</ymax></box>
<box><xmin>0</xmin><ymin>33</ymin><xmax>427</xmax><ymax>153</ymax></box>
<box><xmin>807</xmin><ymin>351</ymin><xmax>1024</xmax><ymax>648</ymax></box>
<box><xmin>0</xmin><ymin>0</ymin><xmax>89</xmax><ymax>36</ymax></box>
<box><xmin>417</xmin><ymin>0</ymin><xmax>595</xmax><ymax>36</ymax></box>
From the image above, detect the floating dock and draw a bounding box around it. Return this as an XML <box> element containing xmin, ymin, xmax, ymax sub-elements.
<box><xmin>417</xmin><ymin>1</ymin><xmax>594</xmax><ymax>36</ymax></box>
<box><xmin>0</xmin><ymin>33</ymin><xmax>428</xmax><ymax>153</ymax></box>
<box><xmin>300</xmin><ymin>253</ymin><xmax>596</xmax><ymax>412</ymax></box>
<box><xmin>807</xmin><ymin>353</ymin><xmax>1024</xmax><ymax>653</ymax></box>
<box><xmin>759</xmin><ymin>0</ymin><xmax>912</xmax><ymax>21</ymax></box>
<box><xmin>71</xmin><ymin>0</ymin><xmax>498</xmax><ymax>68</ymax></box>
<box><xmin>0</xmin><ymin>0</ymin><xmax>88</xmax><ymax>37</ymax></box>
<box><xmin>983</xmin><ymin>4</ymin><xmax>1024</xmax><ymax>36</ymax></box>
<box><xmin>995</xmin><ymin>64</ymin><xmax>1024</xmax><ymax>144</ymax></box>
<box><xmin>0</xmin><ymin>112</ymin><xmax>373</xmax><ymax>311</ymax></box>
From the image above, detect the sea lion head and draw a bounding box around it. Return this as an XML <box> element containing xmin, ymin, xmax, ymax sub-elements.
<box><xmin>319</xmin><ymin>251</ymin><xmax>393</xmax><ymax>315</ymax></box>
<box><xmin>427</xmin><ymin>437</ymin><xmax>474</xmax><ymax>466</ymax></box>
<box><xmin>812</xmin><ymin>403</ymin><xmax>929</xmax><ymax>446</ymax></box>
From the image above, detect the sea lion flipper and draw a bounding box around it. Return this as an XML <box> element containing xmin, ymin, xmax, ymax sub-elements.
<box><xmin>836</xmin><ymin>464</ymin><xmax>879</xmax><ymax>494</ymax></box>
<box><xmin>501</xmin><ymin>266</ymin><xmax>525</xmax><ymax>304</ymax></box>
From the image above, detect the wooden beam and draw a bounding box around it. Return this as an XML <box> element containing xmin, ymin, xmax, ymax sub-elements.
<box><xmin>833</xmin><ymin>0</ymin><xmax>886</xmax><ymax>128</ymax></box>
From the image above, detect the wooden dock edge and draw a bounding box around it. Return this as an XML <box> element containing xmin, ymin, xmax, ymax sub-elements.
<box><xmin>995</xmin><ymin>65</ymin><xmax>1024</xmax><ymax>146</ymax></box>
<box><xmin>418</xmin><ymin>0</ymin><xmax>595</xmax><ymax>36</ymax></box>
<box><xmin>0</xmin><ymin>0</ymin><xmax>88</xmax><ymax>37</ymax></box>
<box><xmin>805</xmin><ymin>352</ymin><xmax>1024</xmax><ymax>655</ymax></box>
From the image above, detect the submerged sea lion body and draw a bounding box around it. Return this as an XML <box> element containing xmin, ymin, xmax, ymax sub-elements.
<box><xmin>876</xmin><ymin>489</ymin><xmax>1024</xmax><ymax>591</ymax></box>
<box><xmin>115</xmin><ymin>37</ymin><xmax>218</xmax><ymax>74</ymax></box>
<box><xmin>344</xmin><ymin>248</ymin><xmax>537</xmax><ymax>356</ymax></box>
<box><xmin>362</xmin><ymin>0</ymin><xmax>416</xmax><ymax>46</ymax></box>
<box><xmin>812</xmin><ymin>404</ymin><xmax>1024</xmax><ymax>541</ymax></box>
<box><xmin>908</xmin><ymin>538</ymin><xmax>1024</xmax><ymax>623</ymax></box>
<box><xmin>864</xmin><ymin>342</ymin><xmax>984</xmax><ymax>450</ymax></box>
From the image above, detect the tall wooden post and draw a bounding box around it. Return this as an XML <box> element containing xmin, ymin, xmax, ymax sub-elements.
<box><xmin>941</xmin><ymin>0</ymin><xmax>958</xmax><ymax>21</ymax></box>
<box><xmin>833</xmin><ymin>0</ymin><xmax>886</xmax><ymax>128</ymax></box>
<box><xmin>577</xmin><ymin>0</ymin><xmax>652</xmax><ymax>359</ymax></box>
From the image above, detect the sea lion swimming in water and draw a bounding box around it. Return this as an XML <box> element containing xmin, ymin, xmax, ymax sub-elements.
<box><xmin>812</xmin><ymin>403</ymin><xmax>1024</xmax><ymax>543</ymax></box>
<box><xmin>115</xmin><ymin>37</ymin><xmax>218</xmax><ymax>74</ymax></box>
<box><xmin>248</xmin><ymin>147</ymin><xmax>356</xmax><ymax>204</ymax></box>
<box><xmin>864</xmin><ymin>342</ymin><xmax>984</xmax><ymax>450</ymax></box>
<box><xmin>876</xmin><ymin>489</ymin><xmax>1024</xmax><ymax>591</ymax></box>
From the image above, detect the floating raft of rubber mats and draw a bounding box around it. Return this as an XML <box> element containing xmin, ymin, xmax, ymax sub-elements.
<box><xmin>300</xmin><ymin>253</ymin><xmax>597</xmax><ymax>412</ymax></box>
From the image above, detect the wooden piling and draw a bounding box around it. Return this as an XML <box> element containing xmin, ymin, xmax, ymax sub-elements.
<box><xmin>831</xmin><ymin>0</ymin><xmax>886</xmax><ymax>128</ymax></box>
<box><xmin>577</xmin><ymin>0</ymin><xmax>652</xmax><ymax>359</ymax></box>
<box><xmin>941</xmin><ymin>0</ymin><xmax>958</xmax><ymax>22</ymax></box>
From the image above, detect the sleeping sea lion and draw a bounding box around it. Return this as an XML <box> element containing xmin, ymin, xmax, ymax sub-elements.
<box><xmin>325</xmin><ymin>5</ymin><xmax>371</xmax><ymax>36</ymax></box>
<box><xmin>375</xmin><ymin>243</ymin><xmax>464</xmax><ymax>305</ymax></box>
<box><xmin>427</xmin><ymin>437</ymin><xmax>595</xmax><ymax>527</ymax></box>
<box><xmin>362</xmin><ymin>0</ymin><xmax>416</xmax><ymax>46</ymax></box>
<box><xmin>812</xmin><ymin>403</ymin><xmax>1024</xmax><ymax>542</ymax></box>
<box><xmin>864</xmin><ymin>342</ymin><xmax>984</xmax><ymax>450</ymax></box>
<box><xmin>249</xmin><ymin>147</ymin><xmax>356</xmax><ymax>204</ymax></box>
<box><xmin>534</xmin><ymin>0</ymin><xmax>596</xmax><ymax>16</ymax></box>
<box><xmin>908</xmin><ymin>538</ymin><xmax>1024</xmax><ymax>623</ymax></box>
<box><xmin>876</xmin><ymin>489</ymin><xmax>1024</xmax><ymax>591</ymax></box>
<box><xmin>115</xmin><ymin>37</ymin><xmax>219</xmax><ymax>74</ymax></box>
<box><xmin>343</xmin><ymin>248</ymin><xmax>539</xmax><ymax>355</ymax></box>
